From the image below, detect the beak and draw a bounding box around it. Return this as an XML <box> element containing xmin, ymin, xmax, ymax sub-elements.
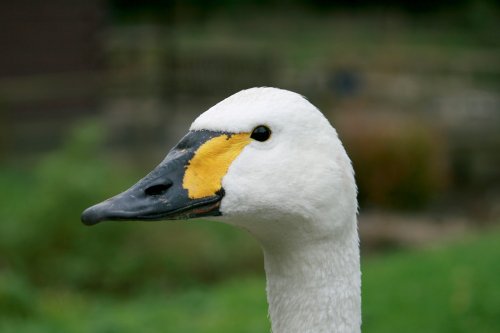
<box><xmin>81</xmin><ymin>130</ymin><xmax>228</xmax><ymax>226</ymax></box>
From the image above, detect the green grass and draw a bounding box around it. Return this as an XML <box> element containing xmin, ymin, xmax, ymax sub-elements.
<box><xmin>0</xmin><ymin>277</ymin><xmax>269</xmax><ymax>333</ymax></box>
<box><xmin>362</xmin><ymin>230</ymin><xmax>500</xmax><ymax>333</ymax></box>
<box><xmin>1</xmin><ymin>229</ymin><xmax>499</xmax><ymax>333</ymax></box>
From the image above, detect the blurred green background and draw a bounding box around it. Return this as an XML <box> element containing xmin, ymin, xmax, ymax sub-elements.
<box><xmin>0</xmin><ymin>1</ymin><xmax>499</xmax><ymax>332</ymax></box>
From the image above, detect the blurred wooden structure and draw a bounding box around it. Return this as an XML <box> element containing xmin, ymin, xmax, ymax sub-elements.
<box><xmin>0</xmin><ymin>0</ymin><xmax>106</xmax><ymax>159</ymax></box>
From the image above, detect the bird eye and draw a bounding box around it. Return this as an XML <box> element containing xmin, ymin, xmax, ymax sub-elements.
<box><xmin>251</xmin><ymin>125</ymin><xmax>271</xmax><ymax>142</ymax></box>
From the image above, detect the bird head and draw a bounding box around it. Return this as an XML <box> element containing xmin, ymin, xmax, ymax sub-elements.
<box><xmin>81</xmin><ymin>87</ymin><xmax>357</xmax><ymax>244</ymax></box>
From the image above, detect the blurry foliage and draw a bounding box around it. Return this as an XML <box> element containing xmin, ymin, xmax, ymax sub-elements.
<box><xmin>0</xmin><ymin>272</ymin><xmax>37</xmax><ymax>319</ymax></box>
<box><xmin>0</xmin><ymin>122</ymin><xmax>261</xmax><ymax>295</ymax></box>
<box><xmin>2</xmin><ymin>229</ymin><xmax>499</xmax><ymax>332</ymax></box>
<box><xmin>0</xmin><ymin>100</ymin><xmax>8</xmax><ymax>161</ymax></box>
<box><xmin>338</xmin><ymin>112</ymin><xmax>449</xmax><ymax>210</ymax></box>
<box><xmin>362</xmin><ymin>228</ymin><xmax>500</xmax><ymax>333</ymax></box>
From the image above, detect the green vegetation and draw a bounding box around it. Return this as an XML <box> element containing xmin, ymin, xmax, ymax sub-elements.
<box><xmin>1</xmin><ymin>229</ymin><xmax>499</xmax><ymax>332</ymax></box>
<box><xmin>362</xmin><ymin>231</ymin><xmax>500</xmax><ymax>333</ymax></box>
<box><xmin>0</xmin><ymin>277</ymin><xmax>270</xmax><ymax>333</ymax></box>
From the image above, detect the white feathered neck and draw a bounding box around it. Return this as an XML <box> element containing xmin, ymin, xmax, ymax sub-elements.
<box><xmin>261</xmin><ymin>215</ymin><xmax>360</xmax><ymax>333</ymax></box>
<box><xmin>193</xmin><ymin>87</ymin><xmax>361</xmax><ymax>333</ymax></box>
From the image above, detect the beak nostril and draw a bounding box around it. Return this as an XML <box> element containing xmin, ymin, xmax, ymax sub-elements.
<box><xmin>145</xmin><ymin>183</ymin><xmax>172</xmax><ymax>196</ymax></box>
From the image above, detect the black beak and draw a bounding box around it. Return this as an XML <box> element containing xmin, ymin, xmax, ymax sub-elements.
<box><xmin>81</xmin><ymin>130</ymin><xmax>227</xmax><ymax>226</ymax></box>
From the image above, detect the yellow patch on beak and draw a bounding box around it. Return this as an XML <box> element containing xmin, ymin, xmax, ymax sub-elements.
<box><xmin>183</xmin><ymin>133</ymin><xmax>251</xmax><ymax>199</ymax></box>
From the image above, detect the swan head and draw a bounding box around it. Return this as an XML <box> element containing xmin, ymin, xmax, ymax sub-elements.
<box><xmin>82</xmin><ymin>87</ymin><xmax>357</xmax><ymax>245</ymax></box>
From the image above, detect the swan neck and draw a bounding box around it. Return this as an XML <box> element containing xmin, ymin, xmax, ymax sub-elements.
<box><xmin>262</xmin><ymin>221</ymin><xmax>361</xmax><ymax>333</ymax></box>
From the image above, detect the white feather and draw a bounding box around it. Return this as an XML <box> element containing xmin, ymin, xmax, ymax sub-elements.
<box><xmin>193</xmin><ymin>87</ymin><xmax>360</xmax><ymax>333</ymax></box>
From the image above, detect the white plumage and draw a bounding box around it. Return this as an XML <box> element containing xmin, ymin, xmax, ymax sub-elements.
<box><xmin>193</xmin><ymin>88</ymin><xmax>360</xmax><ymax>333</ymax></box>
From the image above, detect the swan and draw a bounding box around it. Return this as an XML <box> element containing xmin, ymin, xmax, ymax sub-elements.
<box><xmin>82</xmin><ymin>87</ymin><xmax>360</xmax><ymax>333</ymax></box>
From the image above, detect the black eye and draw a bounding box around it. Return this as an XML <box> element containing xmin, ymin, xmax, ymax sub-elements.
<box><xmin>251</xmin><ymin>125</ymin><xmax>271</xmax><ymax>142</ymax></box>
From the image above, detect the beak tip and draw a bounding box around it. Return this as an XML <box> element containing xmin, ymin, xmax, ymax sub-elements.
<box><xmin>81</xmin><ymin>206</ymin><xmax>103</xmax><ymax>226</ymax></box>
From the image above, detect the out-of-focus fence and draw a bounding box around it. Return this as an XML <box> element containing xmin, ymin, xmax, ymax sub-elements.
<box><xmin>0</xmin><ymin>0</ymin><xmax>105</xmax><ymax>157</ymax></box>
